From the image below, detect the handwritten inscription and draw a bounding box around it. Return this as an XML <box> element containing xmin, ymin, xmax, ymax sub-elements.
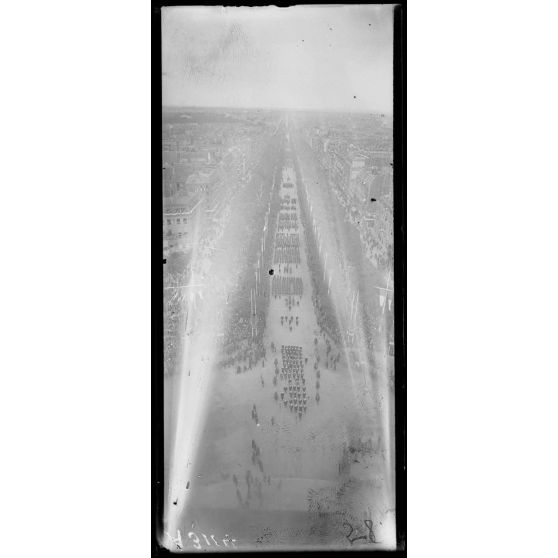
<box><xmin>343</xmin><ymin>519</ymin><xmax>377</xmax><ymax>545</ymax></box>
<box><xmin>165</xmin><ymin>530</ymin><xmax>237</xmax><ymax>551</ymax></box>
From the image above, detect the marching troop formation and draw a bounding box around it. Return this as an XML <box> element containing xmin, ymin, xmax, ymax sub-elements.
<box><xmin>274</xmin><ymin>246</ymin><xmax>301</xmax><ymax>265</ymax></box>
<box><xmin>271</xmin><ymin>276</ymin><xmax>303</xmax><ymax>298</ymax></box>
<box><xmin>280</xmin><ymin>198</ymin><xmax>292</xmax><ymax>210</ymax></box>
<box><xmin>274</xmin><ymin>229</ymin><xmax>301</xmax><ymax>264</ymax></box>
<box><xmin>279</xmin><ymin>195</ymin><xmax>297</xmax><ymax>209</ymax></box>
<box><xmin>275</xmin><ymin>232</ymin><xmax>300</xmax><ymax>247</ymax></box>
<box><xmin>277</xmin><ymin>345</ymin><xmax>308</xmax><ymax>418</ymax></box>
<box><xmin>279</xmin><ymin>265</ymin><xmax>295</xmax><ymax>274</ymax></box>
<box><xmin>269</xmin><ymin>181</ymin><xmax>312</xmax><ymax>420</ymax></box>
<box><xmin>277</xmin><ymin>212</ymin><xmax>298</xmax><ymax>232</ymax></box>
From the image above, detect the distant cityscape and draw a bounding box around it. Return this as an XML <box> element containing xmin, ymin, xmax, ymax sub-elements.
<box><xmin>163</xmin><ymin>109</ymin><xmax>275</xmax><ymax>255</ymax></box>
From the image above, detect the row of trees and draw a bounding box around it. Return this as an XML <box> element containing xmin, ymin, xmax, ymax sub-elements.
<box><xmin>292</xmin><ymin>140</ymin><xmax>343</xmax><ymax>347</ymax></box>
<box><xmin>219</xmin><ymin>135</ymin><xmax>285</xmax><ymax>369</ymax></box>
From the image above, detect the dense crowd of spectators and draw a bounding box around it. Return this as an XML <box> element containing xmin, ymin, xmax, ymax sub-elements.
<box><xmin>219</xmin><ymin>154</ymin><xmax>285</xmax><ymax>370</ymax></box>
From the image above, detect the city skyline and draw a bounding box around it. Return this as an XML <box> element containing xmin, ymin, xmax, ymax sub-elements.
<box><xmin>162</xmin><ymin>105</ymin><xmax>392</xmax><ymax>115</ymax></box>
<box><xmin>162</xmin><ymin>5</ymin><xmax>394</xmax><ymax>113</ymax></box>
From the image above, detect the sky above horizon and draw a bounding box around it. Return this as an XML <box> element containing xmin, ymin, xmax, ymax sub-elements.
<box><xmin>162</xmin><ymin>5</ymin><xmax>394</xmax><ymax>113</ymax></box>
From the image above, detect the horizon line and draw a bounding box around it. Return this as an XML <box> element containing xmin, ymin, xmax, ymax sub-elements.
<box><xmin>162</xmin><ymin>104</ymin><xmax>393</xmax><ymax>115</ymax></box>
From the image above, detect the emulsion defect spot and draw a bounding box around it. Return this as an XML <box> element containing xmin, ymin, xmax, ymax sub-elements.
<box><xmin>269</xmin><ymin>269</ymin><xmax>274</xmax><ymax>276</ymax></box>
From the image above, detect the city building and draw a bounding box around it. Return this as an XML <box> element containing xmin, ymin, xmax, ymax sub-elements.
<box><xmin>163</xmin><ymin>196</ymin><xmax>203</xmax><ymax>253</ymax></box>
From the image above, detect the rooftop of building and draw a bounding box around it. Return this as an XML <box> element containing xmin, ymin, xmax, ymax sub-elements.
<box><xmin>163</xmin><ymin>194</ymin><xmax>202</xmax><ymax>215</ymax></box>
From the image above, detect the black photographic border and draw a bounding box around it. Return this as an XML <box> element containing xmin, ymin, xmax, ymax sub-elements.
<box><xmin>152</xmin><ymin>3</ymin><xmax>406</xmax><ymax>555</ymax></box>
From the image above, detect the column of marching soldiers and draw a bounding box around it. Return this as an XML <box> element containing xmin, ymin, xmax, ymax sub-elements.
<box><xmin>277</xmin><ymin>345</ymin><xmax>308</xmax><ymax>418</ymax></box>
<box><xmin>273</xmin><ymin>195</ymin><xmax>303</xmax><ymax>334</ymax></box>
<box><xmin>272</xmin><ymin>275</ymin><xmax>303</xmax><ymax>298</ymax></box>
<box><xmin>273</xmin><ymin>232</ymin><xmax>300</xmax><ymax>266</ymax></box>
<box><xmin>272</xmin><ymin>185</ymin><xmax>319</xmax><ymax>421</ymax></box>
